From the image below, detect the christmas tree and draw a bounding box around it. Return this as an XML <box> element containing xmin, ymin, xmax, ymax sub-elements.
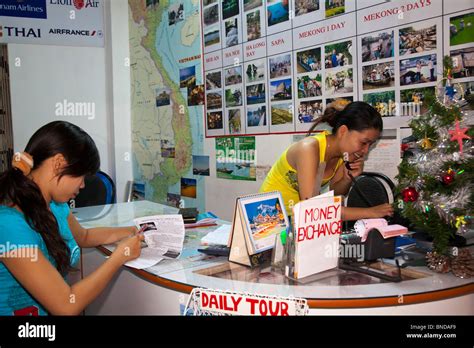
<box><xmin>395</xmin><ymin>57</ymin><xmax>473</xmax><ymax>277</ymax></box>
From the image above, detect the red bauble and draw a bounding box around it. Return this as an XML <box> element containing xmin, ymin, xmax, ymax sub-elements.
<box><xmin>442</xmin><ymin>172</ymin><xmax>455</xmax><ymax>185</ymax></box>
<box><xmin>402</xmin><ymin>187</ymin><xmax>419</xmax><ymax>202</ymax></box>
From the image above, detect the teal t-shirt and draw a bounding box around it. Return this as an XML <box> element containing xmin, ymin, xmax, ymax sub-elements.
<box><xmin>0</xmin><ymin>201</ymin><xmax>80</xmax><ymax>316</ymax></box>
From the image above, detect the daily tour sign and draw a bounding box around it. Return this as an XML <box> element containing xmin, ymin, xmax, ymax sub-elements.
<box><xmin>185</xmin><ymin>288</ymin><xmax>308</xmax><ymax>316</ymax></box>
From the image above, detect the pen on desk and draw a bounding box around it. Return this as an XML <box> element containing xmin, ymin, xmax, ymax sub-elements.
<box><xmin>135</xmin><ymin>226</ymin><xmax>148</xmax><ymax>248</ymax></box>
<box><xmin>135</xmin><ymin>225</ymin><xmax>147</xmax><ymax>236</ymax></box>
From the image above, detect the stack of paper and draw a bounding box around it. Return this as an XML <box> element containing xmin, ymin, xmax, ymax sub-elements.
<box><xmin>200</xmin><ymin>224</ymin><xmax>232</xmax><ymax>246</ymax></box>
<box><xmin>185</xmin><ymin>212</ymin><xmax>219</xmax><ymax>228</ymax></box>
<box><xmin>184</xmin><ymin>217</ymin><xmax>218</xmax><ymax>228</ymax></box>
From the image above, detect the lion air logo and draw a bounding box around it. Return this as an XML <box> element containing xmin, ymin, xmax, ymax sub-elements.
<box><xmin>73</xmin><ymin>0</ymin><xmax>85</xmax><ymax>10</ymax></box>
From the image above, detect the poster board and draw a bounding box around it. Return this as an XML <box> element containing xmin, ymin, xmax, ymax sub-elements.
<box><xmin>202</xmin><ymin>0</ymin><xmax>474</xmax><ymax>136</ymax></box>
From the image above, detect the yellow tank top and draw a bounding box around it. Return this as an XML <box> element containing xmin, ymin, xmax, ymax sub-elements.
<box><xmin>259</xmin><ymin>131</ymin><xmax>343</xmax><ymax>215</ymax></box>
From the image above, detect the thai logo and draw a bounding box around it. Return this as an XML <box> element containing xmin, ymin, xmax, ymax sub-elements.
<box><xmin>0</xmin><ymin>26</ymin><xmax>41</xmax><ymax>38</ymax></box>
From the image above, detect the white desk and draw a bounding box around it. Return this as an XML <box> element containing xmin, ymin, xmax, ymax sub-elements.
<box><xmin>75</xmin><ymin>200</ymin><xmax>474</xmax><ymax>315</ymax></box>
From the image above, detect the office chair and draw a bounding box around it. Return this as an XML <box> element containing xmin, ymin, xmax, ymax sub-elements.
<box><xmin>341</xmin><ymin>172</ymin><xmax>407</xmax><ymax>281</ymax></box>
<box><xmin>70</xmin><ymin>171</ymin><xmax>116</xmax><ymax>208</ymax></box>
<box><xmin>344</xmin><ymin>172</ymin><xmax>395</xmax><ymax>230</ymax></box>
<box><xmin>345</xmin><ymin>171</ymin><xmax>395</xmax><ymax>208</ymax></box>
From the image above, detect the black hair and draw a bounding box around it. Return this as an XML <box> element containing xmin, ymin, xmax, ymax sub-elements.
<box><xmin>307</xmin><ymin>101</ymin><xmax>383</xmax><ymax>136</ymax></box>
<box><xmin>0</xmin><ymin>121</ymin><xmax>100</xmax><ymax>274</ymax></box>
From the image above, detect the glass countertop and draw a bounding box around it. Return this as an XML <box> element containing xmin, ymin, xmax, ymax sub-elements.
<box><xmin>74</xmin><ymin>201</ymin><xmax>473</xmax><ymax>300</ymax></box>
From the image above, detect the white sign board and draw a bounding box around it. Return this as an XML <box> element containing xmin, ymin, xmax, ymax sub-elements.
<box><xmin>0</xmin><ymin>0</ymin><xmax>104</xmax><ymax>47</ymax></box>
<box><xmin>185</xmin><ymin>288</ymin><xmax>308</xmax><ymax>316</ymax></box>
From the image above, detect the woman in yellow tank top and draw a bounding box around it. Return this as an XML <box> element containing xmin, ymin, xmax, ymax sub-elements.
<box><xmin>260</xmin><ymin>100</ymin><xmax>393</xmax><ymax>220</ymax></box>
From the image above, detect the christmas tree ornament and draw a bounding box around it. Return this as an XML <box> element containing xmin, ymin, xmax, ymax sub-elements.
<box><xmin>455</xmin><ymin>216</ymin><xmax>467</xmax><ymax>229</ymax></box>
<box><xmin>450</xmin><ymin>249</ymin><xmax>473</xmax><ymax>279</ymax></box>
<box><xmin>401</xmin><ymin>187</ymin><xmax>418</xmax><ymax>202</ymax></box>
<box><xmin>441</xmin><ymin>170</ymin><xmax>455</xmax><ymax>185</ymax></box>
<box><xmin>446</xmin><ymin>68</ymin><xmax>452</xmax><ymax>79</ymax></box>
<box><xmin>426</xmin><ymin>251</ymin><xmax>451</xmax><ymax>273</ymax></box>
<box><xmin>418</xmin><ymin>134</ymin><xmax>433</xmax><ymax>150</ymax></box>
<box><xmin>445</xmin><ymin>85</ymin><xmax>455</xmax><ymax>101</ymax></box>
<box><xmin>456</xmin><ymin>215</ymin><xmax>471</xmax><ymax>234</ymax></box>
<box><xmin>436</xmin><ymin>76</ymin><xmax>464</xmax><ymax>106</ymax></box>
<box><xmin>448</xmin><ymin>119</ymin><xmax>471</xmax><ymax>154</ymax></box>
<box><xmin>401</xmin><ymin>143</ymin><xmax>413</xmax><ymax>158</ymax></box>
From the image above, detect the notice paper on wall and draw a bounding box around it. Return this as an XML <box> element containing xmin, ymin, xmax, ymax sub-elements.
<box><xmin>364</xmin><ymin>128</ymin><xmax>400</xmax><ymax>184</ymax></box>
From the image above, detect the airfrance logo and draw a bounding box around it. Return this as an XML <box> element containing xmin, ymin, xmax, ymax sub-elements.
<box><xmin>0</xmin><ymin>0</ymin><xmax>47</xmax><ymax>19</ymax></box>
<box><xmin>49</xmin><ymin>28</ymin><xmax>102</xmax><ymax>37</ymax></box>
<box><xmin>50</xmin><ymin>0</ymin><xmax>100</xmax><ymax>9</ymax></box>
<box><xmin>0</xmin><ymin>25</ymin><xmax>41</xmax><ymax>38</ymax></box>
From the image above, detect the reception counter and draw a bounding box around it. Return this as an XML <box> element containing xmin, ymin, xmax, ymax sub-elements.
<box><xmin>75</xmin><ymin>200</ymin><xmax>474</xmax><ymax>315</ymax></box>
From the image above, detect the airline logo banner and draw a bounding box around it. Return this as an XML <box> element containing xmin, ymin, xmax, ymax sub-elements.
<box><xmin>0</xmin><ymin>0</ymin><xmax>104</xmax><ymax>47</ymax></box>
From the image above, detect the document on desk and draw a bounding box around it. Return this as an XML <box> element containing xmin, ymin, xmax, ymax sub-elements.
<box><xmin>104</xmin><ymin>214</ymin><xmax>186</xmax><ymax>269</ymax></box>
<box><xmin>200</xmin><ymin>224</ymin><xmax>232</xmax><ymax>246</ymax></box>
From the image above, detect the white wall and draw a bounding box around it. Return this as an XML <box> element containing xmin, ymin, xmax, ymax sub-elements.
<box><xmin>106</xmin><ymin>0</ymin><xmax>133</xmax><ymax>202</ymax></box>
<box><xmin>8</xmin><ymin>43</ymin><xmax>112</xmax><ymax>176</ymax></box>
<box><xmin>7</xmin><ymin>0</ymin><xmax>134</xmax><ymax>202</ymax></box>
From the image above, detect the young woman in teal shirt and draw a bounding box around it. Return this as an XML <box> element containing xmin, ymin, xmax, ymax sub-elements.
<box><xmin>0</xmin><ymin>121</ymin><xmax>144</xmax><ymax>315</ymax></box>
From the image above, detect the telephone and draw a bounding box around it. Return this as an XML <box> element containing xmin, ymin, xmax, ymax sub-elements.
<box><xmin>344</xmin><ymin>160</ymin><xmax>375</xmax><ymax>207</ymax></box>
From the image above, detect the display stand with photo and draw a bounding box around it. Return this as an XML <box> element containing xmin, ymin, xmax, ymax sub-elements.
<box><xmin>228</xmin><ymin>191</ymin><xmax>289</xmax><ymax>267</ymax></box>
